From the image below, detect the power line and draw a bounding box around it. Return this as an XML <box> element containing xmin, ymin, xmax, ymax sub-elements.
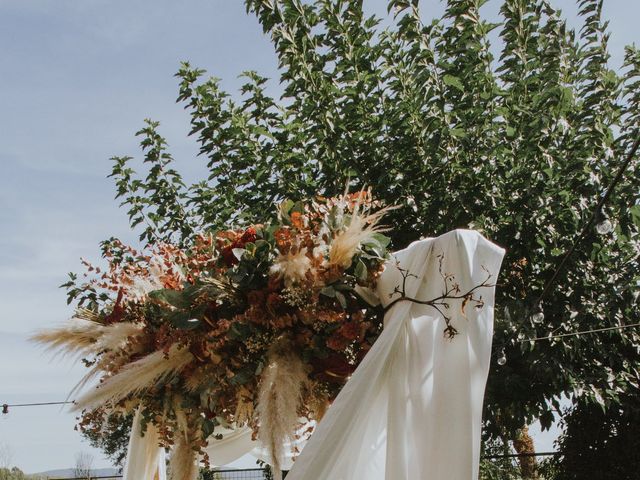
<box><xmin>3</xmin><ymin>401</ymin><xmax>73</xmax><ymax>407</ymax></box>
<box><xmin>519</xmin><ymin>322</ymin><xmax>640</xmax><ymax>343</ymax></box>
<box><xmin>482</xmin><ymin>451</ymin><xmax>561</xmax><ymax>459</ymax></box>
<box><xmin>1</xmin><ymin>400</ymin><xmax>74</xmax><ymax>414</ymax></box>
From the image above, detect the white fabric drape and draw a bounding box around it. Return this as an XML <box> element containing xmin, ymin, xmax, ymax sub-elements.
<box><xmin>123</xmin><ymin>409</ymin><xmax>166</xmax><ymax>480</ymax></box>
<box><xmin>202</xmin><ymin>427</ymin><xmax>255</xmax><ymax>467</ymax></box>
<box><xmin>286</xmin><ymin>229</ymin><xmax>505</xmax><ymax>480</ymax></box>
<box><xmin>202</xmin><ymin>425</ymin><xmax>304</xmax><ymax>469</ymax></box>
<box><xmin>121</xmin><ymin>397</ymin><xmax>299</xmax><ymax>476</ymax></box>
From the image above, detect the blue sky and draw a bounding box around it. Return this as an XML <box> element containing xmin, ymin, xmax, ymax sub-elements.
<box><xmin>0</xmin><ymin>0</ymin><xmax>638</xmax><ymax>473</ymax></box>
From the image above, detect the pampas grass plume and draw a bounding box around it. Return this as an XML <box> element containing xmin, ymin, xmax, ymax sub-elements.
<box><xmin>74</xmin><ymin>344</ymin><xmax>193</xmax><ymax>411</ymax></box>
<box><xmin>31</xmin><ymin>317</ymin><xmax>143</xmax><ymax>358</ymax></box>
<box><xmin>169</xmin><ymin>434</ymin><xmax>198</xmax><ymax>480</ymax></box>
<box><xmin>329</xmin><ymin>203</ymin><xmax>393</xmax><ymax>269</ymax></box>
<box><xmin>31</xmin><ymin>319</ymin><xmax>104</xmax><ymax>358</ymax></box>
<box><xmin>257</xmin><ymin>341</ymin><xmax>309</xmax><ymax>480</ymax></box>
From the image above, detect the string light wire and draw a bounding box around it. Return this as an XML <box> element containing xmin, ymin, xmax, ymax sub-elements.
<box><xmin>1</xmin><ymin>401</ymin><xmax>74</xmax><ymax>415</ymax></box>
<box><xmin>5</xmin><ymin>322</ymin><xmax>639</xmax><ymax>409</ymax></box>
<box><xmin>3</xmin><ymin>401</ymin><xmax>73</xmax><ymax>407</ymax></box>
<box><xmin>518</xmin><ymin>321</ymin><xmax>640</xmax><ymax>343</ymax></box>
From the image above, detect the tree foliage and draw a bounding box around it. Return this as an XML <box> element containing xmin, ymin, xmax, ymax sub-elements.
<box><xmin>83</xmin><ymin>0</ymin><xmax>640</xmax><ymax>460</ymax></box>
<box><xmin>549</xmin><ymin>394</ymin><xmax>640</xmax><ymax>480</ymax></box>
<box><xmin>0</xmin><ymin>469</ymin><xmax>46</xmax><ymax>480</ymax></box>
<box><xmin>79</xmin><ymin>411</ymin><xmax>133</xmax><ymax>467</ymax></box>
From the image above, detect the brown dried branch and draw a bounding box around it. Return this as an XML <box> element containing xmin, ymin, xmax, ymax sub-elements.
<box><xmin>383</xmin><ymin>254</ymin><xmax>494</xmax><ymax>339</ymax></box>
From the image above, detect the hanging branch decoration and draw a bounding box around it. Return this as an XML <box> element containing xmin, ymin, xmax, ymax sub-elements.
<box><xmin>384</xmin><ymin>254</ymin><xmax>495</xmax><ymax>339</ymax></box>
<box><xmin>33</xmin><ymin>191</ymin><xmax>395</xmax><ymax>477</ymax></box>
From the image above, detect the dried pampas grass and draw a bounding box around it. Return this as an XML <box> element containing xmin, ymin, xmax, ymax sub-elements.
<box><xmin>257</xmin><ymin>340</ymin><xmax>309</xmax><ymax>480</ymax></box>
<box><xmin>306</xmin><ymin>382</ymin><xmax>330</xmax><ymax>423</ymax></box>
<box><xmin>184</xmin><ymin>371</ymin><xmax>205</xmax><ymax>393</ymax></box>
<box><xmin>31</xmin><ymin>315</ymin><xmax>143</xmax><ymax>358</ymax></box>
<box><xmin>74</xmin><ymin>344</ymin><xmax>193</xmax><ymax>411</ymax></box>
<box><xmin>329</xmin><ymin>203</ymin><xmax>394</xmax><ymax>269</ymax></box>
<box><xmin>95</xmin><ymin>322</ymin><xmax>144</xmax><ymax>352</ymax></box>
<box><xmin>270</xmin><ymin>247</ymin><xmax>312</xmax><ymax>287</ymax></box>
<box><xmin>173</xmin><ymin>397</ymin><xmax>190</xmax><ymax>444</ymax></box>
<box><xmin>67</xmin><ymin>327</ymin><xmax>146</xmax><ymax>404</ymax></box>
<box><xmin>170</xmin><ymin>433</ymin><xmax>198</xmax><ymax>480</ymax></box>
<box><xmin>33</xmin><ymin>317</ymin><xmax>145</xmax><ymax>405</ymax></box>
<box><xmin>31</xmin><ymin>319</ymin><xmax>104</xmax><ymax>358</ymax></box>
<box><xmin>234</xmin><ymin>386</ymin><xmax>254</xmax><ymax>426</ymax></box>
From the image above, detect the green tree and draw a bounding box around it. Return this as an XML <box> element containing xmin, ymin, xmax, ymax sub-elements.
<box><xmin>80</xmin><ymin>0</ymin><xmax>640</xmax><ymax>469</ymax></box>
<box><xmin>79</xmin><ymin>411</ymin><xmax>133</xmax><ymax>467</ymax></box>
<box><xmin>479</xmin><ymin>438</ymin><xmax>523</xmax><ymax>480</ymax></box>
<box><xmin>549</xmin><ymin>393</ymin><xmax>640</xmax><ymax>480</ymax></box>
<box><xmin>0</xmin><ymin>467</ymin><xmax>30</xmax><ymax>480</ymax></box>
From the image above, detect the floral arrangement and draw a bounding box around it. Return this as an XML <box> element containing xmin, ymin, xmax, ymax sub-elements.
<box><xmin>35</xmin><ymin>192</ymin><xmax>392</xmax><ymax>479</ymax></box>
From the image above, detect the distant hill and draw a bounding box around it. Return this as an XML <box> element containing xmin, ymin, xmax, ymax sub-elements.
<box><xmin>33</xmin><ymin>467</ymin><xmax>120</xmax><ymax>479</ymax></box>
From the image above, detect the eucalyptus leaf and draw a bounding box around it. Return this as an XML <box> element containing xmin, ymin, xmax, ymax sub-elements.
<box><xmin>149</xmin><ymin>289</ymin><xmax>189</xmax><ymax>309</ymax></box>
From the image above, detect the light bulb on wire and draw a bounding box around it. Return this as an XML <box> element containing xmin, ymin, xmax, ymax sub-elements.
<box><xmin>596</xmin><ymin>218</ymin><xmax>613</xmax><ymax>235</ymax></box>
<box><xmin>530</xmin><ymin>303</ymin><xmax>545</xmax><ymax>324</ymax></box>
<box><xmin>497</xmin><ymin>350</ymin><xmax>507</xmax><ymax>366</ymax></box>
<box><xmin>595</xmin><ymin>209</ymin><xmax>614</xmax><ymax>235</ymax></box>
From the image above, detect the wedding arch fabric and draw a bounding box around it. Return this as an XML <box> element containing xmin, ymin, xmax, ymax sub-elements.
<box><xmin>122</xmin><ymin>229</ymin><xmax>504</xmax><ymax>480</ymax></box>
<box><xmin>122</xmin><ymin>409</ymin><xmax>166</xmax><ymax>480</ymax></box>
<box><xmin>286</xmin><ymin>229</ymin><xmax>505</xmax><ymax>480</ymax></box>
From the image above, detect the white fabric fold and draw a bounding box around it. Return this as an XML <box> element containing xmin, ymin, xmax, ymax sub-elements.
<box><xmin>202</xmin><ymin>426</ymin><xmax>255</xmax><ymax>467</ymax></box>
<box><xmin>202</xmin><ymin>425</ymin><xmax>303</xmax><ymax>470</ymax></box>
<box><xmin>286</xmin><ymin>229</ymin><xmax>505</xmax><ymax>480</ymax></box>
<box><xmin>123</xmin><ymin>409</ymin><xmax>166</xmax><ymax>480</ymax></box>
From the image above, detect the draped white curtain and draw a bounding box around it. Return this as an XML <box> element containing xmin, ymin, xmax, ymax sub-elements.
<box><xmin>122</xmin><ymin>229</ymin><xmax>504</xmax><ymax>480</ymax></box>
<box><xmin>286</xmin><ymin>229</ymin><xmax>505</xmax><ymax>480</ymax></box>
<box><xmin>122</xmin><ymin>409</ymin><xmax>166</xmax><ymax>480</ymax></box>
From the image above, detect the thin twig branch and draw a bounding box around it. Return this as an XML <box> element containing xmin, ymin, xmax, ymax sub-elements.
<box><xmin>382</xmin><ymin>254</ymin><xmax>495</xmax><ymax>338</ymax></box>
